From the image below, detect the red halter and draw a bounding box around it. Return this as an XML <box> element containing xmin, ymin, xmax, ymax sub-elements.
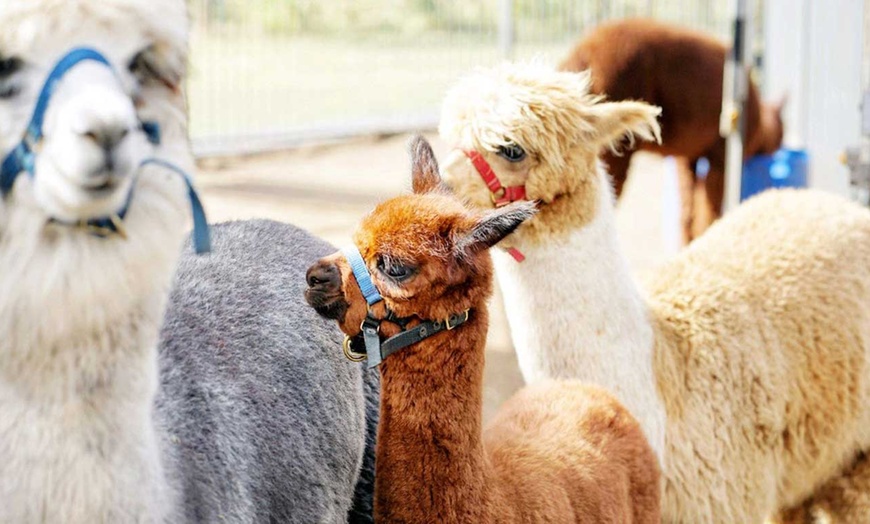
<box><xmin>462</xmin><ymin>149</ymin><xmax>527</xmax><ymax>263</ymax></box>
<box><xmin>463</xmin><ymin>149</ymin><xmax>527</xmax><ymax>207</ymax></box>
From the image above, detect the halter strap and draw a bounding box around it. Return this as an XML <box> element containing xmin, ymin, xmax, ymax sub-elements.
<box><xmin>342</xmin><ymin>245</ymin><xmax>383</xmax><ymax>306</ymax></box>
<box><xmin>462</xmin><ymin>149</ymin><xmax>527</xmax><ymax>263</ymax></box>
<box><xmin>463</xmin><ymin>149</ymin><xmax>527</xmax><ymax>207</ymax></box>
<box><xmin>30</xmin><ymin>49</ymin><xmax>111</xmax><ymax>144</ymax></box>
<box><xmin>140</xmin><ymin>159</ymin><xmax>211</xmax><ymax>254</ymax></box>
<box><xmin>340</xmin><ymin>243</ymin><xmax>471</xmax><ymax>368</ymax></box>
<box><xmin>345</xmin><ymin>310</ymin><xmax>471</xmax><ymax>368</ymax></box>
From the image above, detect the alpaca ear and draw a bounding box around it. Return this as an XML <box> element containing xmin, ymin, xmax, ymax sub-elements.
<box><xmin>455</xmin><ymin>201</ymin><xmax>538</xmax><ymax>257</ymax></box>
<box><xmin>409</xmin><ymin>135</ymin><xmax>443</xmax><ymax>194</ymax></box>
<box><xmin>586</xmin><ymin>101</ymin><xmax>662</xmax><ymax>152</ymax></box>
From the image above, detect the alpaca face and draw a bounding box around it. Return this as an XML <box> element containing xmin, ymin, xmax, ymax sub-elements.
<box><xmin>439</xmin><ymin>63</ymin><xmax>661</xmax><ymax>242</ymax></box>
<box><xmin>0</xmin><ymin>0</ymin><xmax>188</xmax><ymax>223</ymax></box>
<box><xmin>306</xmin><ymin>136</ymin><xmax>535</xmax><ymax>344</ymax></box>
<box><xmin>0</xmin><ymin>1</ymin><xmax>194</xmax><ymax>348</ymax></box>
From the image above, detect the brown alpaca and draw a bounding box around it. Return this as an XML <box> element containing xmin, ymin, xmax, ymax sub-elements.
<box><xmin>559</xmin><ymin>18</ymin><xmax>786</xmax><ymax>242</ymax></box>
<box><xmin>305</xmin><ymin>136</ymin><xmax>661</xmax><ymax>523</ymax></box>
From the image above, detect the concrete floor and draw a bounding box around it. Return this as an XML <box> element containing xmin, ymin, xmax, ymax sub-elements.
<box><xmin>197</xmin><ymin>133</ymin><xmax>673</xmax><ymax>421</ymax></box>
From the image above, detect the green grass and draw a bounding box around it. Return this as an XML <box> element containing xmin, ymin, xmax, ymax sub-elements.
<box><xmin>186</xmin><ymin>32</ymin><xmax>570</xmax><ymax>140</ymax></box>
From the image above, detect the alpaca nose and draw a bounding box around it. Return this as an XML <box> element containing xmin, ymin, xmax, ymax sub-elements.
<box><xmin>82</xmin><ymin>124</ymin><xmax>130</xmax><ymax>154</ymax></box>
<box><xmin>307</xmin><ymin>261</ymin><xmax>341</xmax><ymax>291</ymax></box>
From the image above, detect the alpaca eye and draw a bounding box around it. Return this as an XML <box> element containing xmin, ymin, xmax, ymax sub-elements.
<box><xmin>0</xmin><ymin>56</ymin><xmax>22</xmax><ymax>99</ymax></box>
<box><xmin>377</xmin><ymin>257</ymin><xmax>415</xmax><ymax>281</ymax></box>
<box><xmin>0</xmin><ymin>57</ymin><xmax>22</xmax><ymax>78</ymax></box>
<box><xmin>128</xmin><ymin>46</ymin><xmax>179</xmax><ymax>90</ymax></box>
<box><xmin>129</xmin><ymin>47</ymin><xmax>159</xmax><ymax>83</ymax></box>
<box><xmin>497</xmin><ymin>144</ymin><xmax>527</xmax><ymax>162</ymax></box>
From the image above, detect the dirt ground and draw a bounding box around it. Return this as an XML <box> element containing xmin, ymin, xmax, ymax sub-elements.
<box><xmin>196</xmin><ymin>133</ymin><xmax>673</xmax><ymax>421</ymax></box>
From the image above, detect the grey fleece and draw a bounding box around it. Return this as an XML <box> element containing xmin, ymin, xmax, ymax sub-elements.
<box><xmin>156</xmin><ymin>219</ymin><xmax>378</xmax><ymax>523</ymax></box>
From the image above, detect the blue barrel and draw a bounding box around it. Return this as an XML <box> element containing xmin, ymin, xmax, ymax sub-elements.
<box><xmin>741</xmin><ymin>148</ymin><xmax>809</xmax><ymax>201</ymax></box>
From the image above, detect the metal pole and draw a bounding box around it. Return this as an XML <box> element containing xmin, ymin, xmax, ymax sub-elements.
<box><xmin>498</xmin><ymin>0</ymin><xmax>515</xmax><ymax>61</ymax></box>
<box><xmin>721</xmin><ymin>0</ymin><xmax>752</xmax><ymax>212</ymax></box>
<box><xmin>845</xmin><ymin>0</ymin><xmax>870</xmax><ymax>205</ymax></box>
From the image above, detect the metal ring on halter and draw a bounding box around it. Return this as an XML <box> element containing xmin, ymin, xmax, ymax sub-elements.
<box><xmin>489</xmin><ymin>187</ymin><xmax>507</xmax><ymax>204</ymax></box>
<box><xmin>342</xmin><ymin>336</ymin><xmax>367</xmax><ymax>362</ymax></box>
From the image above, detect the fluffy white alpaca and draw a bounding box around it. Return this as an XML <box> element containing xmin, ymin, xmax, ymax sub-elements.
<box><xmin>0</xmin><ymin>4</ymin><xmax>193</xmax><ymax>521</ymax></box>
<box><xmin>0</xmin><ymin>2</ymin><xmax>372</xmax><ymax>522</ymax></box>
<box><xmin>439</xmin><ymin>63</ymin><xmax>870</xmax><ymax>522</ymax></box>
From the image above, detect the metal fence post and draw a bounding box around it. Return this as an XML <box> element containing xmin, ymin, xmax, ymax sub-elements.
<box><xmin>721</xmin><ymin>0</ymin><xmax>752</xmax><ymax>212</ymax></box>
<box><xmin>499</xmin><ymin>0</ymin><xmax>515</xmax><ymax>60</ymax></box>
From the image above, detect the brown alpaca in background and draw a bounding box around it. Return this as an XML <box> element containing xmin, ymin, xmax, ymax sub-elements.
<box><xmin>560</xmin><ymin>18</ymin><xmax>786</xmax><ymax>242</ymax></box>
<box><xmin>305</xmin><ymin>136</ymin><xmax>661</xmax><ymax>523</ymax></box>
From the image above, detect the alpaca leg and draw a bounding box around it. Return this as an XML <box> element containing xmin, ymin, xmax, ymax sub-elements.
<box><xmin>675</xmin><ymin>157</ymin><xmax>697</xmax><ymax>245</ymax></box>
<box><xmin>691</xmin><ymin>147</ymin><xmax>725</xmax><ymax>240</ymax></box>
<box><xmin>601</xmin><ymin>150</ymin><xmax>634</xmax><ymax>199</ymax></box>
<box><xmin>772</xmin><ymin>452</ymin><xmax>870</xmax><ymax>524</ymax></box>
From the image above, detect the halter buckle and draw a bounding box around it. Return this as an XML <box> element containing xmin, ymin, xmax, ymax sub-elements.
<box><xmin>489</xmin><ymin>187</ymin><xmax>507</xmax><ymax>206</ymax></box>
<box><xmin>22</xmin><ymin>133</ymin><xmax>42</xmax><ymax>154</ymax></box>
<box><xmin>79</xmin><ymin>214</ymin><xmax>128</xmax><ymax>239</ymax></box>
<box><xmin>361</xmin><ymin>317</ymin><xmax>380</xmax><ymax>334</ymax></box>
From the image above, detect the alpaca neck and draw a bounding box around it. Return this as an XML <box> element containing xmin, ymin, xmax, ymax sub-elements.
<box><xmin>493</xmin><ymin>168</ymin><xmax>666</xmax><ymax>463</ymax></box>
<box><xmin>375</xmin><ymin>310</ymin><xmax>497</xmax><ymax>523</ymax></box>
<box><xmin>0</xmin><ymin>306</ymin><xmax>175</xmax><ymax>521</ymax></box>
<box><xmin>0</xmin><ymin>203</ymin><xmax>186</xmax><ymax>522</ymax></box>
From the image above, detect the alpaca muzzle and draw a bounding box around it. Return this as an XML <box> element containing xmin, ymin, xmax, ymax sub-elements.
<box><xmin>305</xmin><ymin>261</ymin><xmax>349</xmax><ymax>321</ymax></box>
<box><xmin>0</xmin><ymin>47</ymin><xmax>210</xmax><ymax>254</ymax></box>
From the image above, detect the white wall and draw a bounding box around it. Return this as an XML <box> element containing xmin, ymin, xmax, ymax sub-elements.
<box><xmin>764</xmin><ymin>0</ymin><xmax>866</xmax><ymax>196</ymax></box>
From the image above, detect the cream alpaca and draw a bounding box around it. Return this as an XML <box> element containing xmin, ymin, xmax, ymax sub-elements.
<box><xmin>0</xmin><ymin>2</ymin><xmax>371</xmax><ymax>522</ymax></box>
<box><xmin>439</xmin><ymin>63</ymin><xmax>870</xmax><ymax>522</ymax></box>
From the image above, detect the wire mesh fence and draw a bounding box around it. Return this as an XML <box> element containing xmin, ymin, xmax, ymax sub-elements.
<box><xmin>187</xmin><ymin>0</ymin><xmax>764</xmax><ymax>155</ymax></box>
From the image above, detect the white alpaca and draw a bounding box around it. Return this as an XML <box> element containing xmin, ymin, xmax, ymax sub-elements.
<box><xmin>0</xmin><ymin>2</ymin><xmax>372</xmax><ymax>522</ymax></box>
<box><xmin>439</xmin><ymin>63</ymin><xmax>870</xmax><ymax>522</ymax></box>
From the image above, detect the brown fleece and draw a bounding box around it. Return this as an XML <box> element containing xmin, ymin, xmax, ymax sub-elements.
<box><xmin>310</xmin><ymin>137</ymin><xmax>661</xmax><ymax>523</ymax></box>
<box><xmin>559</xmin><ymin>18</ymin><xmax>785</xmax><ymax>242</ymax></box>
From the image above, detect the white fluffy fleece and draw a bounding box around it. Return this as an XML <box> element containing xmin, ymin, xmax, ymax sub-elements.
<box><xmin>491</xmin><ymin>167</ymin><xmax>667</xmax><ymax>462</ymax></box>
<box><xmin>0</xmin><ymin>2</ymin><xmax>194</xmax><ymax>521</ymax></box>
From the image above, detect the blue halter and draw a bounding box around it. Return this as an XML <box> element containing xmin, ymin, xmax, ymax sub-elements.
<box><xmin>342</xmin><ymin>245</ymin><xmax>383</xmax><ymax>306</ymax></box>
<box><xmin>338</xmin><ymin>244</ymin><xmax>470</xmax><ymax>368</ymax></box>
<box><xmin>0</xmin><ymin>47</ymin><xmax>210</xmax><ymax>254</ymax></box>
<box><xmin>140</xmin><ymin>158</ymin><xmax>211</xmax><ymax>254</ymax></box>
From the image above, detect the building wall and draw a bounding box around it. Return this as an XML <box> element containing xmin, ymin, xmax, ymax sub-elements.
<box><xmin>764</xmin><ymin>0</ymin><xmax>866</xmax><ymax>196</ymax></box>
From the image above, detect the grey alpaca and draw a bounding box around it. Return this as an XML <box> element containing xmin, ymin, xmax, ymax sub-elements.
<box><xmin>158</xmin><ymin>220</ymin><xmax>379</xmax><ymax>523</ymax></box>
